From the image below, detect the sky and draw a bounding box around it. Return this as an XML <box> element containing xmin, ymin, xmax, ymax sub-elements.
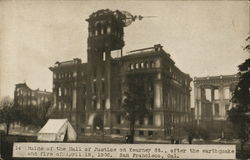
<box><xmin>0</xmin><ymin>0</ymin><xmax>249</xmax><ymax>106</ymax></box>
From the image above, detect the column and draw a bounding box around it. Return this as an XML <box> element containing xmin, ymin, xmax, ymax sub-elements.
<box><xmin>104</xmin><ymin>51</ymin><xmax>111</xmax><ymax>134</ymax></box>
<box><xmin>72</xmin><ymin>89</ymin><xmax>77</xmax><ymax>110</ymax></box>
<box><xmin>198</xmin><ymin>87</ymin><xmax>202</xmax><ymax>125</ymax></box>
<box><xmin>219</xmin><ymin>86</ymin><xmax>224</xmax><ymax>117</ymax></box>
<box><xmin>154</xmin><ymin>73</ymin><xmax>162</xmax><ymax>108</ymax></box>
<box><xmin>211</xmin><ymin>88</ymin><xmax>215</xmax><ymax>117</ymax></box>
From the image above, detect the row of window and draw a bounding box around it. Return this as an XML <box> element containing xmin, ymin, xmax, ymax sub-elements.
<box><xmin>115</xmin><ymin>113</ymin><xmax>190</xmax><ymax>127</ymax></box>
<box><xmin>89</xmin><ymin>24</ymin><xmax>122</xmax><ymax>39</ymax></box>
<box><xmin>92</xmin><ymin>81</ymin><xmax>105</xmax><ymax>94</ymax></box>
<box><xmin>166</xmin><ymin>93</ymin><xmax>190</xmax><ymax>112</ymax></box>
<box><xmin>17</xmin><ymin>97</ymin><xmax>48</xmax><ymax>106</ymax></box>
<box><xmin>172</xmin><ymin>75</ymin><xmax>188</xmax><ymax>86</ymax></box>
<box><xmin>18</xmin><ymin>100</ymin><xmax>31</xmax><ymax>106</ymax></box>
<box><xmin>57</xmin><ymin>96</ymin><xmax>86</xmax><ymax>111</ymax></box>
<box><xmin>128</xmin><ymin>62</ymin><xmax>189</xmax><ymax>87</ymax></box>
<box><xmin>91</xmin><ymin>99</ymin><xmax>105</xmax><ymax>110</ymax></box>
<box><xmin>112</xmin><ymin>129</ymin><xmax>154</xmax><ymax>136</ymax></box>
<box><xmin>128</xmin><ymin>61</ymin><xmax>156</xmax><ymax>71</ymax></box>
<box><xmin>17</xmin><ymin>91</ymin><xmax>50</xmax><ymax>103</ymax></box>
<box><xmin>58</xmin><ymin>87</ymin><xmax>72</xmax><ymax>97</ymax></box>
<box><xmin>168</xmin><ymin>114</ymin><xmax>191</xmax><ymax>124</ymax></box>
<box><xmin>16</xmin><ymin>90</ymin><xmax>35</xmax><ymax>97</ymax></box>
<box><xmin>58</xmin><ymin>87</ymin><xmax>86</xmax><ymax>96</ymax></box>
<box><xmin>58</xmin><ymin>101</ymin><xmax>71</xmax><ymax>111</ymax></box>
<box><xmin>204</xmin><ymin>88</ymin><xmax>231</xmax><ymax>101</ymax></box>
<box><xmin>54</xmin><ymin>71</ymin><xmax>85</xmax><ymax>79</ymax></box>
<box><xmin>201</xmin><ymin>103</ymin><xmax>230</xmax><ymax>117</ymax></box>
<box><xmin>89</xmin><ymin>26</ymin><xmax>111</xmax><ymax>37</ymax></box>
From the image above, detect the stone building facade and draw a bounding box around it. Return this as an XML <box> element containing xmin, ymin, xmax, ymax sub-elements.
<box><xmin>13</xmin><ymin>83</ymin><xmax>52</xmax><ymax>133</ymax></box>
<box><xmin>14</xmin><ymin>83</ymin><xmax>52</xmax><ymax>108</ymax></box>
<box><xmin>49</xmin><ymin>58</ymin><xmax>87</xmax><ymax>133</ymax></box>
<box><xmin>49</xmin><ymin>9</ymin><xmax>193</xmax><ymax>140</ymax></box>
<box><xmin>193</xmin><ymin>74</ymin><xmax>239</xmax><ymax>137</ymax></box>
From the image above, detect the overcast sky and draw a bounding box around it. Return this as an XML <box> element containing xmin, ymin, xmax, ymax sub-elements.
<box><xmin>0</xmin><ymin>0</ymin><xmax>249</xmax><ymax>104</ymax></box>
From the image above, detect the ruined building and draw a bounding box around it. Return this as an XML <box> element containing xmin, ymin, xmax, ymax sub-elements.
<box><xmin>14</xmin><ymin>83</ymin><xmax>52</xmax><ymax>108</ymax></box>
<box><xmin>49</xmin><ymin>9</ymin><xmax>193</xmax><ymax>141</ymax></box>
<box><xmin>13</xmin><ymin>83</ymin><xmax>52</xmax><ymax>134</ymax></box>
<box><xmin>194</xmin><ymin>74</ymin><xmax>239</xmax><ymax>137</ymax></box>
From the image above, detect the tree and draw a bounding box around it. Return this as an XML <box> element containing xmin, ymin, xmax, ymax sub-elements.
<box><xmin>31</xmin><ymin>100</ymin><xmax>55</xmax><ymax>127</ymax></box>
<box><xmin>18</xmin><ymin>100</ymin><xmax>55</xmax><ymax>128</ymax></box>
<box><xmin>0</xmin><ymin>96</ymin><xmax>16</xmax><ymax>135</ymax></box>
<box><xmin>228</xmin><ymin>36</ymin><xmax>250</xmax><ymax>152</ymax></box>
<box><xmin>122</xmin><ymin>77</ymin><xmax>149</xmax><ymax>143</ymax></box>
<box><xmin>0</xmin><ymin>96</ymin><xmax>54</xmax><ymax>135</ymax></box>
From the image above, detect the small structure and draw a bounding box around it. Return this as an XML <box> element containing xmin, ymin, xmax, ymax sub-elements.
<box><xmin>37</xmin><ymin>119</ymin><xmax>77</xmax><ymax>141</ymax></box>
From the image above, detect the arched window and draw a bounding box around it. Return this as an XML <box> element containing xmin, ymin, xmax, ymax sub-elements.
<box><xmin>64</xmin><ymin>88</ymin><xmax>67</xmax><ymax>96</ymax></box>
<box><xmin>103</xmin><ymin>26</ymin><xmax>107</xmax><ymax>34</ymax></box>
<box><xmin>89</xmin><ymin>31</ymin><xmax>93</xmax><ymax>37</ymax></box>
<box><xmin>96</xmin><ymin>22</ymin><xmax>102</xmax><ymax>36</ymax></box>
<box><xmin>58</xmin><ymin>102</ymin><xmax>61</xmax><ymax>110</ymax></box>
<box><xmin>130</xmin><ymin>64</ymin><xmax>134</xmax><ymax>70</ymax></box>
<box><xmin>107</xmin><ymin>26</ymin><xmax>111</xmax><ymax>35</ymax></box>
<box><xmin>140</xmin><ymin>62</ymin><xmax>144</xmax><ymax>68</ymax></box>
<box><xmin>135</xmin><ymin>63</ymin><xmax>139</xmax><ymax>69</ymax></box>
<box><xmin>103</xmin><ymin>52</ymin><xmax>106</xmax><ymax>61</ymax></box>
<box><xmin>150</xmin><ymin>61</ymin><xmax>155</xmax><ymax>68</ymax></box>
<box><xmin>58</xmin><ymin>88</ymin><xmax>61</xmax><ymax>96</ymax></box>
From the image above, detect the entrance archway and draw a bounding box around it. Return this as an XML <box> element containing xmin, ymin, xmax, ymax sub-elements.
<box><xmin>93</xmin><ymin>115</ymin><xmax>103</xmax><ymax>132</ymax></box>
<box><xmin>88</xmin><ymin>113</ymin><xmax>103</xmax><ymax>134</ymax></box>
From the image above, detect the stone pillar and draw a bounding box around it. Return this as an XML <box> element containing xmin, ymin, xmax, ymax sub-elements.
<box><xmin>211</xmin><ymin>88</ymin><xmax>215</xmax><ymax>116</ymax></box>
<box><xmin>104</xmin><ymin>111</ymin><xmax>111</xmax><ymax>134</ymax></box>
<box><xmin>53</xmin><ymin>92</ymin><xmax>57</xmax><ymax>108</ymax></box>
<box><xmin>104</xmin><ymin>51</ymin><xmax>111</xmax><ymax>134</ymax></box>
<box><xmin>196</xmin><ymin>86</ymin><xmax>202</xmax><ymax>125</ymax></box>
<box><xmin>105</xmin><ymin>51</ymin><xmax>111</xmax><ymax>110</ymax></box>
<box><xmin>154</xmin><ymin>112</ymin><xmax>163</xmax><ymax>127</ymax></box>
<box><xmin>219</xmin><ymin>86</ymin><xmax>224</xmax><ymax>117</ymax></box>
<box><xmin>194</xmin><ymin>86</ymin><xmax>198</xmax><ymax>124</ymax></box>
<box><xmin>72</xmin><ymin>89</ymin><xmax>77</xmax><ymax>110</ymax></box>
<box><xmin>154</xmin><ymin>73</ymin><xmax>162</xmax><ymax>109</ymax></box>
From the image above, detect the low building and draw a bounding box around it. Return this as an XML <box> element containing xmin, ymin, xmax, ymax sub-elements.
<box><xmin>193</xmin><ymin>74</ymin><xmax>239</xmax><ymax>138</ymax></box>
<box><xmin>12</xmin><ymin>83</ymin><xmax>52</xmax><ymax>134</ymax></box>
<box><xmin>14</xmin><ymin>83</ymin><xmax>52</xmax><ymax>108</ymax></box>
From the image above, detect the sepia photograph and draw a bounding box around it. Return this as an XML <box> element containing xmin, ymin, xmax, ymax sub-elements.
<box><xmin>0</xmin><ymin>0</ymin><xmax>249</xmax><ymax>159</ymax></box>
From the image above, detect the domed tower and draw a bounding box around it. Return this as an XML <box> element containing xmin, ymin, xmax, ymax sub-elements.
<box><xmin>85</xmin><ymin>9</ymin><xmax>140</xmax><ymax>135</ymax></box>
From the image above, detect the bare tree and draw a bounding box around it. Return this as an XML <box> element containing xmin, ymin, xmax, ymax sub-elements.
<box><xmin>122</xmin><ymin>77</ymin><xmax>149</xmax><ymax>143</ymax></box>
<box><xmin>0</xmin><ymin>96</ymin><xmax>15</xmax><ymax>135</ymax></box>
